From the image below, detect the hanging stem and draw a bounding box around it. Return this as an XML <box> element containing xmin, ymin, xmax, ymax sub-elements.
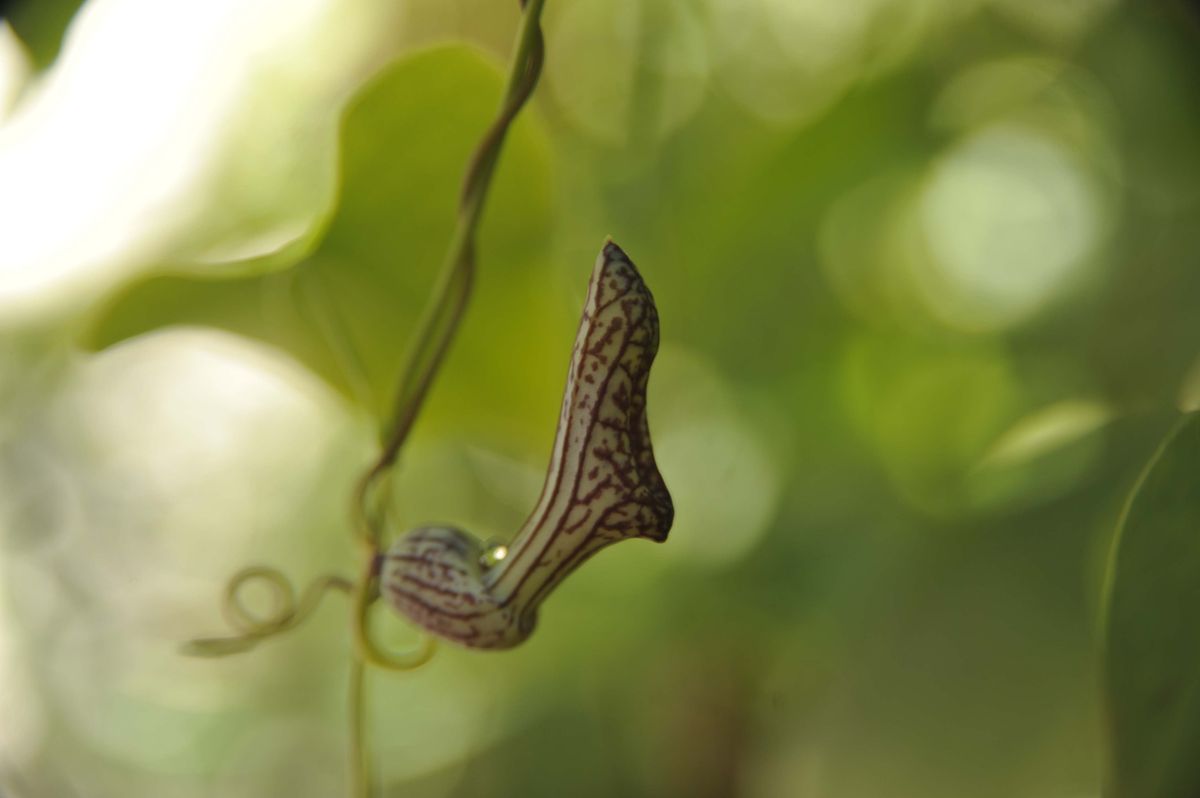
<box><xmin>353</xmin><ymin>0</ymin><xmax>548</xmax><ymax>545</ymax></box>
<box><xmin>347</xmin><ymin>1</ymin><xmax>548</xmax><ymax>795</ymax></box>
<box><xmin>348</xmin><ymin>658</ymin><xmax>370</xmax><ymax>798</ymax></box>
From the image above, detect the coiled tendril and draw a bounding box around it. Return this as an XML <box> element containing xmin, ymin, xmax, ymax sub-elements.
<box><xmin>182</xmin><ymin>566</ymin><xmax>352</xmax><ymax>657</ymax></box>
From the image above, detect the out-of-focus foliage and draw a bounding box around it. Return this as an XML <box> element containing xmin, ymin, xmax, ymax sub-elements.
<box><xmin>90</xmin><ymin>46</ymin><xmax>555</xmax><ymax>424</ymax></box>
<box><xmin>1</xmin><ymin>0</ymin><xmax>86</xmax><ymax>66</ymax></box>
<box><xmin>1105</xmin><ymin>413</ymin><xmax>1200</xmax><ymax>798</ymax></box>
<box><xmin>0</xmin><ymin>0</ymin><xmax>410</xmax><ymax>324</ymax></box>
<box><xmin>1</xmin><ymin>0</ymin><xmax>1200</xmax><ymax>797</ymax></box>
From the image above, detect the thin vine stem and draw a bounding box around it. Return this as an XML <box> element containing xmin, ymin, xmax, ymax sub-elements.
<box><xmin>353</xmin><ymin>0</ymin><xmax>547</xmax><ymax>548</ymax></box>
<box><xmin>346</xmin><ymin>2</ymin><xmax>548</xmax><ymax>795</ymax></box>
<box><xmin>348</xmin><ymin>658</ymin><xmax>369</xmax><ymax>798</ymax></box>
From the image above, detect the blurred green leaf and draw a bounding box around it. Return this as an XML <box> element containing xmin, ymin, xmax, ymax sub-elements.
<box><xmin>1104</xmin><ymin>412</ymin><xmax>1200</xmax><ymax>798</ymax></box>
<box><xmin>3</xmin><ymin>0</ymin><xmax>85</xmax><ymax>67</ymax></box>
<box><xmin>968</xmin><ymin>399</ymin><xmax>1112</xmax><ymax>509</ymax></box>
<box><xmin>85</xmin><ymin>44</ymin><xmax>553</xmax><ymax>419</ymax></box>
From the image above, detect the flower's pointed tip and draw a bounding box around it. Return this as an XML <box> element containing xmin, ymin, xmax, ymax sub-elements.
<box><xmin>601</xmin><ymin>236</ymin><xmax>631</xmax><ymax>264</ymax></box>
<box><xmin>593</xmin><ymin>237</ymin><xmax>652</xmax><ymax>293</ymax></box>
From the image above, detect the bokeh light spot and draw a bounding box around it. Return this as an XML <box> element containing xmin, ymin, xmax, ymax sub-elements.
<box><xmin>546</xmin><ymin>0</ymin><xmax>708</xmax><ymax>145</ymax></box>
<box><xmin>48</xmin><ymin>327</ymin><xmax>362</xmax><ymax>610</ymax></box>
<box><xmin>916</xmin><ymin>125</ymin><xmax>1102</xmax><ymax>331</ymax></box>
<box><xmin>650</xmin><ymin>346</ymin><xmax>782</xmax><ymax>565</ymax></box>
<box><xmin>706</xmin><ymin>0</ymin><xmax>935</xmax><ymax>126</ymax></box>
<box><xmin>2</xmin><ymin>327</ymin><xmax>369</xmax><ymax>780</ymax></box>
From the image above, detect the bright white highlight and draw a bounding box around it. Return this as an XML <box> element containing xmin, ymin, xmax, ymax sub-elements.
<box><xmin>0</xmin><ymin>0</ymin><xmax>402</xmax><ymax>324</ymax></box>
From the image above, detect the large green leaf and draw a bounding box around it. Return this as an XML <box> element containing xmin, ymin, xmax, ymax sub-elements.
<box><xmin>86</xmin><ymin>44</ymin><xmax>554</xmax><ymax>419</ymax></box>
<box><xmin>1104</xmin><ymin>412</ymin><xmax>1200</xmax><ymax>798</ymax></box>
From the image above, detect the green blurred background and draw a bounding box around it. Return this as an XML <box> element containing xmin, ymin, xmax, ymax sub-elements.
<box><xmin>1</xmin><ymin>0</ymin><xmax>1199</xmax><ymax>796</ymax></box>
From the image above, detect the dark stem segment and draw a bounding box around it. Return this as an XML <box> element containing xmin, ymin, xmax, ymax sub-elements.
<box><xmin>379</xmin><ymin>241</ymin><xmax>674</xmax><ymax>649</ymax></box>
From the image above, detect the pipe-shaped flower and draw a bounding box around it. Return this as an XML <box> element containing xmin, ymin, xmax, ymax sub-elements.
<box><xmin>380</xmin><ymin>240</ymin><xmax>673</xmax><ymax>649</ymax></box>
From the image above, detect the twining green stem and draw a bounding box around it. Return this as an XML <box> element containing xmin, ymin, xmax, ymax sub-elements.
<box><xmin>347</xmin><ymin>2</ymin><xmax>548</xmax><ymax>795</ymax></box>
<box><xmin>353</xmin><ymin>0</ymin><xmax>547</xmax><ymax>548</ymax></box>
<box><xmin>348</xmin><ymin>659</ymin><xmax>369</xmax><ymax>798</ymax></box>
